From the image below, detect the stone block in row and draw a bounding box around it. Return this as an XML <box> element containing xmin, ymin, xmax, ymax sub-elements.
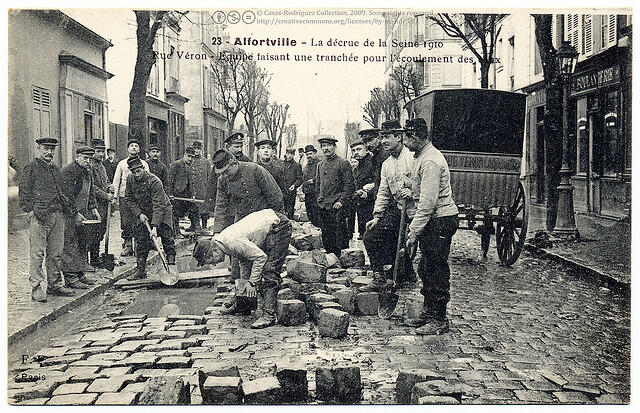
<box><xmin>340</xmin><ymin>248</ymin><xmax>365</xmax><ymax>268</ymax></box>
<box><xmin>355</xmin><ymin>292</ymin><xmax>380</xmax><ymax>315</ymax></box>
<box><xmin>277</xmin><ymin>299</ymin><xmax>307</xmax><ymax>326</ymax></box>
<box><xmin>317</xmin><ymin>309</ymin><xmax>350</xmax><ymax>339</ymax></box>
<box><xmin>396</xmin><ymin>369</ymin><xmax>446</xmax><ymax>404</ymax></box>
<box><xmin>201</xmin><ymin>376</ymin><xmax>242</xmax><ymax>404</ymax></box>
<box><xmin>243</xmin><ymin>377</ymin><xmax>282</xmax><ymax>404</ymax></box>
<box><xmin>315</xmin><ymin>366</ymin><xmax>362</xmax><ymax>402</ymax></box>
<box><xmin>276</xmin><ymin>363</ymin><xmax>308</xmax><ymax>402</ymax></box>
<box><xmin>138</xmin><ymin>376</ymin><xmax>191</xmax><ymax>405</ymax></box>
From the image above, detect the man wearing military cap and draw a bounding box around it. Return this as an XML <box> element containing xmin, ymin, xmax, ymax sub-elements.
<box><xmin>190</xmin><ymin>141</ymin><xmax>211</xmax><ymax>229</ymax></box>
<box><xmin>125</xmin><ymin>155</ymin><xmax>176</xmax><ymax>280</ymax></box>
<box><xmin>147</xmin><ymin>144</ymin><xmax>168</xmax><ymax>188</ymax></box>
<box><xmin>315</xmin><ymin>136</ymin><xmax>355</xmax><ymax>256</ymax></box>
<box><xmin>19</xmin><ymin>138</ymin><xmax>75</xmax><ymax>301</ymax></box>
<box><xmin>111</xmin><ymin>138</ymin><xmax>149</xmax><ymax>256</ymax></box>
<box><xmin>255</xmin><ymin>138</ymin><xmax>287</xmax><ymax>197</ymax></box>
<box><xmin>86</xmin><ymin>139</ymin><xmax>114</xmax><ymax>271</ymax></box>
<box><xmin>350</xmin><ymin>138</ymin><xmax>376</xmax><ymax>239</ymax></box>
<box><xmin>61</xmin><ymin>146</ymin><xmax>101</xmax><ymax>289</ymax></box>
<box><xmin>168</xmin><ymin>146</ymin><xmax>199</xmax><ymax>236</ymax></box>
<box><xmin>301</xmin><ymin>144</ymin><xmax>321</xmax><ymax>227</ymax></box>
<box><xmin>282</xmin><ymin>147</ymin><xmax>303</xmax><ymax>219</ymax></box>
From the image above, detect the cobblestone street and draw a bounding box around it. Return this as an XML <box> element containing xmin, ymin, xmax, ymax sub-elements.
<box><xmin>7</xmin><ymin>230</ymin><xmax>630</xmax><ymax>405</ymax></box>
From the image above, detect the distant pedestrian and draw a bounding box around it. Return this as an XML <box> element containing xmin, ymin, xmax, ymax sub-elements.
<box><xmin>19</xmin><ymin>138</ymin><xmax>74</xmax><ymax>301</ymax></box>
<box><xmin>403</xmin><ymin>118</ymin><xmax>459</xmax><ymax>335</ymax></box>
<box><xmin>61</xmin><ymin>146</ymin><xmax>101</xmax><ymax>289</ymax></box>
<box><xmin>87</xmin><ymin>140</ymin><xmax>113</xmax><ymax>271</ymax></box>
<box><xmin>255</xmin><ymin>139</ymin><xmax>287</xmax><ymax>197</ymax></box>
<box><xmin>103</xmin><ymin>148</ymin><xmax>117</xmax><ymax>183</ymax></box>
<box><xmin>282</xmin><ymin>148</ymin><xmax>303</xmax><ymax>219</ymax></box>
<box><xmin>147</xmin><ymin>144</ymin><xmax>168</xmax><ymax>188</ymax></box>
<box><xmin>191</xmin><ymin>141</ymin><xmax>211</xmax><ymax>229</ymax></box>
<box><xmin>301</xmin><ymin>144</ymin><xmax>321</xmax><ymax>227</ymax></box>
<box><xmin>125</xmin><ymin>155</ymin><xmax>176</xmax><ymax>280</ymax></box>
<box><xmin>168</xmin><ymin>146</ymin><xmax>199</xmax><ymax>235</ymax></box>
<box><xmin>111</xmin><ymin>139</ymin><xmax>149</xmax><ymax>256</ymax></box>
<box><xmin>351</xmin><ymin>138</ymin><xmax>376</xmax><ymax>239</ymax></box>
<box><xmin>315</xmin><ymin>137</ymin><xmax>354</xmax><ymax>256</ymax></box>
<box><xmin>193</xmin><ymin>209</ymin><xmax>292</xmax><ymax>329</ymax></box>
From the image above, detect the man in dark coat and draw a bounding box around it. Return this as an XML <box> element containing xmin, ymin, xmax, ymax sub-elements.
<box><xmin>282</xmin><ymin>148</ymin><xmax>303</xmax><ymax>219</ymax></box>
<box><xmin>19</xmin><ymin>137</ymin><xmax>75</xmax><ymax>301</ymax></box>
<box><xmin>255</xmin><ymin>138</ymin><xmax>287</xmax><ymax>197</ymax></box>
<box><xmin>103</xmin><ymin>148</ymin><xmax>117</xmax><ymax>183</ymax></box>
<box><xmin>87</xmin><ymin>140</ymin><xmax>113</xmax><ymax>271</ymax></box>
<box><xmin>205</xmin><ymin>132</ymin><xmax>251</xmax><ymax>215</ymax></box>
<box><xmin>125</xmin><ymin>156</ymin><xmax>176</xmax><ymax>280</ymax></box>
<box><xmin>147</xmin><ymin>144</ymin><xmax>168</xmax><ymax>188</ymax></box>
<box><xmin>168</xmin><ymin>146</ymin><xmax>199</xmax><ymax>236</ymax></box>
<box><xmin>360</xmin><ymin>128</ymin><xmax>388</xmax><ymax>200</ymax></box>
<box><xmin>191</xmin><ymin>140</ymin><xmax>211</xmax><ymax>229</ymax></box>
<box><xmin>315</xmin><ymin>137</ymin><xmax>355</xmax><ymax>256</ymax></box>
<box><xmin>61</xmin><ymin>146</ymin><xmax>101</xmax><ymax>289</ymax></box>
<box><xmin>350</xmin><ymin>138</ymin><xmax>376</xmax><ymax>239</ymax></box>
<box><xmin>301</xmin><ymin>144</ymin><xmax>321</xmax><ymax>227</ymax></box>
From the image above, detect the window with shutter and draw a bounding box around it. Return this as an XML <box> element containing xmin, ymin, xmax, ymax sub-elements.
<box><xmin>566</xmin><ymin>14</ymin><xmax>580</xmax><ymax>52</ymax></box>
<box><xmin>607</xmin><ymin>14</ymin><xmax>616</xmax><ymax>47</ymax></box>
<box><xmin>32</xmin><ymin>86</ymin><xmax>51</xmax><ymax>139</ymax></box>
<box><xmin>583</xmin><ymin>15</ymin><xmax>593</xmax><ymax>56</ymax></box>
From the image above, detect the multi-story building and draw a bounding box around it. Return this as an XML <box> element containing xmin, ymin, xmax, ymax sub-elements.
<box><xmin>181</xmin><ymin>11</ymin><xmax>229</xmax><ymax>158</ymax></box>
<box><xmin>8</xmin><ymin>9</ymin><xmax>114</xmax><ymax>168</ymax></box>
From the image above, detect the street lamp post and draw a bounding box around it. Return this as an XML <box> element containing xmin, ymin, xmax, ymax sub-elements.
<box><xmin>553</xmin><ymin>41</ymin><xmax>579</xmax><ymax>238</ymax></box>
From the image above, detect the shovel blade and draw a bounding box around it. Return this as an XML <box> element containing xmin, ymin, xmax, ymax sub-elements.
<box><xmin>159</xmin><ymin>264</ymin><xmax>180</xmax><ymax>286</ymax></box>
<box><xmin>378</xmin><ymin>290</ymin><xmax>399</xmax><ymax>319</ymax></box>
<box><xmin>101</xmin><ymin>254</ymin><xmax>115</xmax><ymax>272</ymax></box>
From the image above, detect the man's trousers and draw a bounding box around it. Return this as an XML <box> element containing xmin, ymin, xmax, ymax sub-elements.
<box><xmin>29</xmin><ymin>211</ymin><xmax>64</xmax><ymax>290</ymax></box>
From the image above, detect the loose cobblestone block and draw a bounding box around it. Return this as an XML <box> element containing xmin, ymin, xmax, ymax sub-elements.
<box><xmin>168</xmin><ymin>325</ymin><xmax>207</xmax><ymax>336</ymax></box>
<box><xmin>172</xmin><ymin>319</ymin><xmax>197</xmax><ymax>326</ymax></box>
<box><xmin>277</xmin><ymin>299</ymin><xmax>307</xmax><ymax>326</ymax></box>
<box><xmin>112</xmin><ymin>314</ymin><xmax>147</xmax><ymax>322</ymax></box>
<box><xmin>277</xmin><ymin>288</ymin><xmax>297</xmax><ymax>301</ymax></box>
<box><xmin>243</xmin><ymin>377</ymin><xmax>283</xmax><ymax>404</ymax></box>
<box><xmin>110</xmin><ymin>339</ymin><xmax>160</xmax><ymax>353</ymax></box>
<box><xmin>8</xmin><ymin>379</ymin><xmax>62</xmax><ymax>401</ymax></box>
<box><xmin>326</xmin><ymin>253</ymin><xmax>342</xmax><ymax>268</ymax></box>
<box><xmin>307</xmin><ymin>292</ymin><xmax>338</xmax><ymax>316</ymax></box>
<box><xmin>317</xmin><ymin>309</ymin><xmax>350</xmax><ymax>338</ymax></box>
<box><xmin>313</xmin><ymin>301</ymin><xmax>344</xmax><ymax>321</ymax></box>
<box><xmin>86</xmin><ymin>374</ymin><xmax>139</xmax><ymax>393</ymax></box>
<box><xmin>122</xmin><ymin>382</ymin><xmax>148</xmax><ymax>393</ymax></box>
<box><xmin>87</xmin><ymin>352</ymin><xmax>129</xmax><ymax>361</ymax></box>
<box><xmin>47</xmin><ymin>393</ymin><xmax>98</xmax><ymax>405</ymax></box>
<box><xmin>291</xmin><ymin>233</ymin><xmax>316</xmax><ymax>251</ymax></box>
<box><xmin>138</xmin><ymin>376</ymin><xmax>191</xmax><ymax>405</ymax></box>
<box><xmin>40</xmin><ymin>354</ymin><xmax>84</xmax><ymax>367</ymax></box>
<box><xmin>417</xmin><ymin>395</ymin><xmax>460</xmax><ymax>404</ymax></box>
<box><xmin>553</xmin><ymin>391</ymin><xmax>594</xmax><ymax>403</ymax></box>
<box><xmin>396</xmin><ymin>369</ymin><xmax>447</xmax><ymax>404</ymax></box>
<box><xmin>287</xmin><ymin>260</ymin><xmax>327</xmax><ymax>283</ymax></box>
<box><xmin>514</xmin><ymin>390</ymin><xmax>556</xmax><ymax>403</ymax></box>
<box><xmin>539</xmin><ymin>370</ymin><xmax>568</xmax><ymax>387</ymax></box>
<box><xmin>340</xmin><ymin>249</ymin><xmax>365</xmax><ymax>268</ymax></box>
<box><xmin>349</xmin><ymin>274</ymin><xmax>371</xmax><ymax>287</ymax></box>
<box><xmin>315</xmin><ymin>366</ymin><xmax>362</xmax><ymax>402</ymax></box>
<box><xmin>356</xmin><ymin>292</ymin><xmax>379</xmax><ymax>315</ymax></box>
<box><xmin>596</xmin><ymin>394</ymin><xmax>628</xmax><ymax>404</ymax></box>
<box><xmin>111</xmin><ymin>354</ymin><xmax>159</xmax><ymax>369</ymax></box>
<box><xmin>52</xmin><ymin>382</ymin><xmax>89</xmax><ymax>396</ymax></box>
<box><xmin>325</xmin><ymin>283</ymin><xmax>346</xmax><ymax>295</ymax></box>
<box><xmin>410</xmin><ymin>380</ymin><xmax>466</xmax><ymax>403</ymax></box>
<box><xmin>157</xmin><ymin>349</ymin><xmax>190</xmax><ymax>357</ymax></box>
<box><xmin>167</xmin><ymin>314</ymin><xmax>205</xmax><ymax>323</ymax></box>
<box><xmin>95</xmin><ymin>392</ymin><xmax>139</xmax><ymax>405</ymax></box>
<box><xmin>156</xmin><ymin>357</ymin><xmax>192</xmax><ymax>369</ymax></box>
<box><xmin>333</xmin><ymin>288</ymin><xmax>356</xmax><ymax>314</ymax></box>
<box><xmin>562</xmin><ymin>384</ymin><xmax>601</xmax><ymax>396</ymax></box>
<box><xmin>276</xmin><ymin>363</ymin><xmax>308</xmax><ymax>402</ymax></box>
<box><xmin>34</xmin><ymin>346</ymin><xmax>69</xmax><ymax>358</ymax></box>
<box><xmin>201</xmin><ymin>376</ymin><xmax>243</xmax><ymax>404</ymax></box>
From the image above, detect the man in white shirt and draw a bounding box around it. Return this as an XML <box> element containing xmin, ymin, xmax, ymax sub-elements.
<box><xmin>192</xmin><ymin>208</ymin><xmax>292</xmax><ymax>329</ymax></box>
<box><xmin>361</xmin><ymin>120</ymin><xmax>417</xmax><ymax>292</ymax></box>
<box><xmin>111</xmin><ymin>139</ymin><xmax>149</xmax><ymax>256</ymax></box>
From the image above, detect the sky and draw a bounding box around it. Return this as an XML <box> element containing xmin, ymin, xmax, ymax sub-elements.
<box><xmin>62</xmin><ymin>8</ymin><xmax>390</xmax><ymax>149</ymax></box>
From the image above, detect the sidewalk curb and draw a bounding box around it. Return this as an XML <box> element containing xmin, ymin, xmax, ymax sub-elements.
<box><xmin>524</xmin><ymin>242</ymin><xmax>630</xmax><ymax>296</ymax></box>
<box><xmin>8</xmin><ymin>238</ymin><xmax>192</xmax><ymax>345</ymax></box>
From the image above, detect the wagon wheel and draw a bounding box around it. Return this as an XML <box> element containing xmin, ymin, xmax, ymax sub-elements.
<box><xmin>496</xmin><ymin>181</ymin><xmax>529</xmax><ymax>266</ymax></box>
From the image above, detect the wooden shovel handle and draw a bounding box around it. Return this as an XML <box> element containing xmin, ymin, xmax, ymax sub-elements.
<box><xmin>392</xmin><ymin>201</ymin><xmax>408</xmax><ymax>287</ymax></box>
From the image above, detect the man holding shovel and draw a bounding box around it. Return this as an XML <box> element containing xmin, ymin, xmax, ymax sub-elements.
<box><xmin>124</xmin><ymin>156</ymin><xmax>176</xmax><ymax>280</ymax></box>
<box><xmin>192</xmin><ymin>208</ymin><xmax>292</xmax><ymax>329</ymax></box>
<box><xmin>403</xmin><ymin>118</ymin><xmax>458</xmax><ymax>335</ymax></box>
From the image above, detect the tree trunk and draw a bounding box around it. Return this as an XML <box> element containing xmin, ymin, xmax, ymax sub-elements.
<box><xmin>479</xmin><ymin>61</ymin><xmax>490</xmax><ymax>88</ymax></box>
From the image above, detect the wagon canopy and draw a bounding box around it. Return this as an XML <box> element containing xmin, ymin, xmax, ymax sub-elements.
<box><xmin>404</xmin><ymin>89</ymin><xmax>527</xmax><ymax>155</ymax></box>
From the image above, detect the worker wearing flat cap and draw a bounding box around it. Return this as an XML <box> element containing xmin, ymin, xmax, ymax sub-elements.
<box><xmin>125</xmin><ymin>155</ymin><xmax>176</xmax><ymax>280</ymax></box>
<box><xmin>282</xmin><ymin>148</ymin><xmax>303</xmax><ymax>219</ymax></box>
<box><xmin>314</xmin><ymin>136</ymin><xmax>355</xmax><ymax>256</ymax></box>
<box><xmin>86</xmin><ymin>139</ymin><xmax>113</xmax><ymax>271</ymax></box>
<box><xmin>301</xmin><ymin>144</ymin><xmax>321</xmax><ymax>227</ymax></box>
<box><xmin>111</xmin><ymin>138</ymin><xmax>149</xmax><ymax>256</ymax></box>
<box><xmin>147</xmin><ymin>144</ymin><xmax>168</xmax><ymax>188</ymax></box>
<box><xmin>350</xmin><ymin>138</ymin><xmax>376</xmax><ymax>239</ymax></box>
<box><xmin>255</xmin><ymin>138</ymin><xmax>287</xmax><ymax>198</ymax></box>
<box><xmin>168</xmin><ymin>146</ymin><xmax>200</xmax><ymax>236</ymax></box>
<box><xmin>60</xmin><ymin>145</ymin><xmax>101</xmax><ymax>290</ymax></box>
<box><xmin>19</xmin><ymin>138</ymin><xmax>75</xmax><ymax>301</ymax></box>
<box><xmin>189</xmin><ymin>141</ymin><xmax>211</xmax><ymax>229</ymax></box>
<box><xmin>359</xmin><ymin>127</ymin><xmax>388</xmax><ymax>202</ymax></box>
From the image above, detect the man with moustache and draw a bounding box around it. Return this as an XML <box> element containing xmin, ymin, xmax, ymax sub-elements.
<box><xmin>87</xmin><ymin>139</ymin><xmax>114</xmax><ymax>271</ymax></box>
<box><xmin>255</xmin><ymin>138</ymin><xmax>287</xmax><ymax>197</ymax></box>
<box><xmin>350</xmin><ymin>138</ymin><xmax>376</xmax><ymax>239</ymax></box>
<box><xmin>168</xmin><ymin>146</ymin><xmax>199</xmax><ymax>236</ymax></box>
<box><xmin>19</xmin><ymin>138</ymin><xmax>75</xmax><ymax>301</ymax></box>
<box><xmin>361</xmin><ymin>120</ymin><xmax>417</xmax><ymax>292</ymax></box>
<box><xmin>61</xmin><ymin>146</ymin><xmax>101</xmax><ymax>289</ymax></box>
<box><xmin>103</xmin><ymin>148</ymin><xmax>117</xmax><ymax>183</ymax></box>
<box><xmin>111</xmin><ymin>139</ymin><xmax>149</xmax><ymax>256</ymax></box>
<box><xmin>282</xmin><ymin>148</ymin><xmax>303</xmax><ymax>219</ymax></box>
<box><xmin>191</xmin><ymin>141</ymin><xmax>211</xmax><ymax>229</ymax></box>
<box><xmin>314</xmin><ymin>137</ymin><xmax>355</xmax><ymax>256</ymax></box>
<box><xmin>147</xmin><ymin>144</ymin><xmax>168</xmax><ymax>188</ymax></box>
<box><xmin>301</xmin><ymin>144</ymin><xmax>321</xmax><ymax>227</ymax></box>
<box><xmin>360</xmin><ymin>128</ymin><xmax>388</xmax><ymax>200</ymax></box>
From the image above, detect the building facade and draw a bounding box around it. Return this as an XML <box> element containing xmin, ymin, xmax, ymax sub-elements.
<box><xmin>8</xmin><ymin>10</ymin><xmax>113</xmax><ymax>168</ymax></box>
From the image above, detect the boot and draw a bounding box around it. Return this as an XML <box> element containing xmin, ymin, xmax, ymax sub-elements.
<box><xmin>128</xmin><ymin>251</ymin><xmax>149</xmax><ymax>280</ymax></box>
<box><xmin>359</xmin><ymin>270</ymin><xmax>392</xmax><ymax>292</ymax></box>
<box><xmin>415</xmin><ymin>301</ymin><xmax>450</xmax><ymax>335</ymax></box>
<box><xmin>121</xmin><ymin>240</ymin><xmax>134</xmax><ymax>256</ymax></box>
<box><xmin>220</xmin><ymin>297</ymin><xmax>252</xmax><ymax>315</ymax></box>
<box><xmin>250</xmin><ymin>286</ymin><xmax>278</xmax><ymax>329</ymax></box>
<box><xmin>404</xmin><ymin>301</ymin><xmax>436</xmax><ymax>327</ymax></box>
<box><xmin>89</xmin><ymin>250</ymin><xmax>102</xmax><ymax>269</ymax></box>
<box><xmin>167</xmin><ymin>254</ymin><xmax>176</xmax><ymax>266</ymax></box>
<box><xmin>48</xmin><ymin>286</ymin><xmax>76</xmax><ymax>297</ymax></box>
<box><xmin>32</xmin><ymin>286</ymin><xmax>47</xmax><ymax>302</ymax></box>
